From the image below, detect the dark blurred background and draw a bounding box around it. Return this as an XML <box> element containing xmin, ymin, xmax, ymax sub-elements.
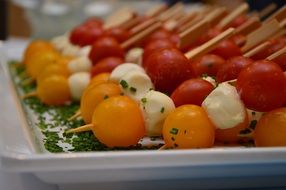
<box><xmin>0</xmin><ymin>0</ymin><xmax>285</xmax><ymax>40</ymax></box>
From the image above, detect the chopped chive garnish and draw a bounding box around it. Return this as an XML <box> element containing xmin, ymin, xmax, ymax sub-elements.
<box><xmin>170</xmin><ymin>128</ymin><xmax>178</xmax><ymax>135</ymax></box>
<box><xmin>171</xmin><ymin>137</ymin><xmax>175</xmax><ymax>141</ymax></box>
<box><xmin>251</xmin><ymin>111</ymin><xmax>256</xmax><ymax>116</ymax></box>
<box><xmin>174</xmin><ymin>143</ymin><xmax>178</xmax><ymax>148</ymax></box>
<box><xmin>239</xmin><ymin>128</ymin><xmax>252</xmax><ymax>135</ymax></box>
<box><xmin>141</xmin><ymin>97</ymin><xmax>147</xmax><ymax>104</ymax></box>
<box><xmin>160</xmin><ymin>107</ymin><xmax>165</xmax><ymax>113</ymax></box>
<box><xmin>130</xmin><ymin>87</ymin><xmax>137</xmax><ymax>93</ymax></box>
<box><xmin>149</xmin><ymin>88</ymin><xmax>154</xmax><ymax>91</ymax></box>
<box><xmin>120</xmin><ymin>80</ymin><xmax>128</xmax><ymax>89</ymax></box>
<box><xmin>249</xmin><ymin>120</ymin><xmax>257</xmax><ymax>129</ymax></box>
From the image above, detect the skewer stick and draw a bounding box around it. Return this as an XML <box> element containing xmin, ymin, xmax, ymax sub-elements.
<box><xmin>68</xmin><ymin>109</ymin><xmax>82</xmax><ymax>121</ymax></box>
<box><xmin>217</xmin><ymin>3</ymin><xmax>249</xmax><ymax>29</ymax></box>
<box><xmin>145</xmin><ymin>3</ymin><xmax>168</xmax><ymax>18</ymax></box>
<box><xmin>21</xmin><ymin>91</ymin><xmax>37</xmax><ymax>99</ymax></box>
<box><xmin>258</xmin><ymin>3</ymin><xmax>277</xmax><ymax>19</ymax></box>
<box><xmin>66</xmin><ymin>124</ymin><xmax>93</xmax><ymax>134</ymax></box>
<box><xmin>241</xmin><ymin>19</ymin><xmax>281</xmax><ymax>53</ymax></box>
<box><xmin>159</xmin><ymin>2</ymin><xmax>184</xmax><ymax>21</ymax></box>
<box><xmin>243</xmin><ymin>41</ymin><xmax>271</xmax><ymax>58</ymax></box>
<box><xmin>179</xmin><ymin>19</ymin><xmax>210</xmax><ymax>49</ymax></box>
<box><xmin>104</xmin><ymin>7</ymin><xmax>135</xmax><ymax>29</ymax></box>
<box><xmin>120</xmin><ymin>17</ymin><xmax>141</xmax><ymax>30</ymax></box>
<box><xmin>179</xmin><ymin>14</ymin><xmax>204</xmax><ymax>33</ymax></box>
<box><xmin>234</xmin><ymin>16</ymin><xmax>261</xmax><ymax>36</ymax></box>
<box><xmin>185</xmin><ymin>28</ymin><xmax>235</xmax><ymax>60</ymax></box>
<box><xmin>264</xmin><ymin>5</ymin><xmax>286</xmax><ymax>23</ymax></box>
<box><xmin>205</xmin><ymin>7</ymin><xmax>227</xmax><ymax>26</ymax></box>
<box><xmin>176</xmin><ymin>12</ymin><xmax>197</xmax><ymax>28</ymax></box>
<box><xmin>270</xmin><ymin>29</ymin><xmax>286</xmax><ymax>40</ymax></box>
<box><xmin>130</xmin><ymin>18</ymin><xmax>158</xmax><ymax>35</ymax></box>
<box><xmin>121</xmin><ymin>22</ymin><xmax>162</xmax><ymax>49</ymax></box>
<box><xmin>266</xmin><ymin>47</ymin><xmax>286</xmax><ymax>61</ymax></box>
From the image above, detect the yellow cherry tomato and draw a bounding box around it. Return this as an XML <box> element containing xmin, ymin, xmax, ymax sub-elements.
<box><xmin>215</xmin><ymin>111</ymin><xmax>249</xmax><ymax>143</ymax></box>
<box><xmin>26</xmin><ymin>50</ymin><xmax>60</xmax><ymax>79</ymax></box>
<box><xmin>163</xmin><ymin>105</ymin><xmax>215</xmax><ymax>149</ymax></box>
<box><xmin>55</xmin><ymin>56</ymin><xmax>74</xmax><ymax>66</ymax></box>
<box><xmin>254</xmin><ymin>108</ymin><xmax>286</xmax><ymax>147</ymax></box>
<box><xmin>23</xmin><ymin>40</ymin><xmax>55</xmax><ymax>65</ymax></box>
<box><xmin>37</xmin><ymin>75</ymin><xmax>71</xmax><ymax>105</ymax></box>
<box><xmin>89</xmin><ymin>73</ymin><xmax>111</xmax><ymax>87</ymax></box>
<box><xmin>36</xmin><ymin>63</ymin><xmax>70</xmax><ymax>84</ymax></box>
<box><xmin>91</xmin><ymin>96</ymin><xmax>145</xmax><ymax>147</ymax></box>
<box><xmin>80</xmin><ymin>82</ymin><xmax>121</xmax><ymax>124</ymax></box>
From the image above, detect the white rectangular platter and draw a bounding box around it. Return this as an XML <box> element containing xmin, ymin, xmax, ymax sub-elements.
<box><xmin>1</xmin><ymin>39</ymin><xmax>286</xmax><ymax>189</ymax></box>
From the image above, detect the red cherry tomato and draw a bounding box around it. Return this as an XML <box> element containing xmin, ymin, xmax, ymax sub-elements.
<box><xmin>216</xmin><ymin>56</ymin><xmax>253</xmax><ymax>83</ymax></box>
<box><xmin>105</xmin><ymin>26</ymin><xmax>131</xmax><ymax>43</ymax></box>
<box><xmin>231</xmin><ymin>34</ymin><xmax>246</xmax><ymax>47</ymax></box>
<box><xmin>171</xmin><ymin>78</ymin><xmax>214</xmax><ymax>107</ymax></box>
<box><xmin>83</xmin><ymin>17</ymin><xmax>103</xmax><ymax>27</ymax></box>
<box><xmin>70</xmin><ymin>25</ymin><xmax>104</xmax><ymax>47</ymax></box>
<box><xmin>236</xmin><ymin>60</ymin><xmax>286</xmax><ymax>112</ymax></box>
<box><xmin>252</xmin><ymin>39</ymin><xmax>285</xmax><ymax>60</ymax></box>
<box><xmin>145</xmin><ymin>48</ymin><xmax>193</xmax><ymax>94</ymax></box>
<box><xmin>191</xmin><ymin>54</ymin><xmax>226</xmax><ymax>77</ymax></box>
<box><xmin>91</xmin><ymin>57</ymin><xmax>124</xmax><ymax>77</ymax></box>
<box><xmin>228</xmin><ymin>15</ymin><xmax>248</xmax><ymax>28</ymax></box>
<box><xmin>142</xmin><ymin>39</ymin><xmax>177</xmax><ymax>66</ymax></box>
<box><xmin>143</xmin><ymin>28</ymin><xmax>178</xmax><ymax>46</ymax></box>
<box><xmin>89</xmin><ymin>36</ymin><xmax>124</xmax><ymax>65</ymax></box>
<box><xmin>196</xmin><ymin>27</ymin><xmax>222</xmax><ymax>45</ymax></box>
<box><xmin>211</xmin><ymin>39</ymin><xmax>242</xmax><ymax>59</ymax></box>
<box><xmin>273</xmin><ymin>53</ymin><xmax>286</xmax><ymax>71</ymax></box>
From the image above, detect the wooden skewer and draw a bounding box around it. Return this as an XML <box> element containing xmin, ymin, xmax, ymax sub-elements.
<box><xmin>258</xmin><ymin>3</ymin><xmax>277</xmax><ymax>19</ymax></box>
<box><xmin>104</xmin><ymin>7</ymin><xmax>135</xmax><ymax>29</ymax></box>
<box><xmin>130</xmin><ymin>18</ymin><xmax>158</xmax><ymax>36</ymax></box>
<box><xmin>217</xmin><ymin>3</ymin><xmax>249</xmax><ymax>29</ymax></box>
<box><xmin>241</xmin><ymin>19</ymin><xmax>281</xmax><ymax>53</ymax></box>
<box><xmin>145</xmin><ymin>3</ymin><xmax>168</xmax><ymax>18</ymax></box>
<box><xmin>185</xmin><ymin>28</ymin><xmax>235</xmax><ymax>60</ymax></box>
<box><xmin>234</xmin><ymin>16</ymin><xmax>261</xmax><ymax>36</ymax></box>
<box><xmin>179</xmin><ymin>19</ymin><xmax>210</xmax><ymax>49</ymax></box>
<box><xmin>21</xmin><ymin>91</ymin><xmax>37</xmax><ymax>99</ymax></box>
<box><xmin>176</xmin><ymin>12</ymin><xmax>198</xmax><ymax>28</ymax></box>
<box><xmin>266</xmin><ymin>47</ymin><xmax>286</xmax><ymax>61</ymax></box>
<box><xmin>264</xmin><ymin>5</ymin><xmax>286</xmax><ymax>23</ymax></box>
<box><xmin>159</xmin><ymin>2</ymin><xmax>184</xmax><ymax>22</ymax></box>
<box><xmin>66</xmin><ymin>124</ymin><xmax>93</xmax><ymax>134</ymax></box>
<box><xmin>68</xmin><ymin>109</ymin><xmax>82</xmax><ymax>121</ymax></box>
<box><xmin>270</xmin><ymin>29</ymin><xmax>286</xmax><ymax>40</ymax></box>
<box><xmin>280</xmin><ymin>18</ymin><xmax>286</xmax><ymax>27</ymax></box>
<box><xmin>205</xmin><ymin>7</ymin><xmax>228</xmax><ymax>26</ymax></box>
<box><xmin>121</xmin><ymin>22</ymin><xmax>162</xmax><ymax>49</ymax></box>
<box><xmin>179</xmin><ymin>14</ymin><xmax>204</xmax><ymax>33</ymax></box>
<box><xmin>120</xmin><ymin>16</ymin><xmax>142</xmax><ymax>30</ymax></box>
<box><xmin>243</xmin><ymin>41</ymin><xmax>271</xmax><ymax>58</ymax></box>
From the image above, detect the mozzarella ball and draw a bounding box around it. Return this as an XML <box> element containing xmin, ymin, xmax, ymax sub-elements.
<box><xmin>78</xmin><ymin>45</ymin><xmax>91</xmax><ymax>57</ymax></box>
<box><xmin>68</xmin><ymin>72</ymin><xmax>91</xmax><ymax>101</ymax></box>
<box><xmin>51</xmin><ymin>34</ymin><xmax>70</xmax><ymax>52</ymax></box>
<box><xmin>202</xmin><ymin>82</ymin><xmax>246</xmax><ymax>129</ymax></box>
<box><xmin>110</xmin><ymin>63</ymin><xmax>145</xmax><ymax>83</ymax></box>
<box><xmin>62</xmin><ymin>44</ymin><xmax>81</xmax><ymax>57</ymax></box>
<box><xmin>119</xmin><ymin>71</ymin><xmax>153</xmax><ymax>101</ymax></box>
<box><xmin>125</xmin><ymin>48</ymin><xmax>143</xmax><ymax>65</ymax></box>
<box><xmin>140</xmin><ymin>90</ymin><xmax>175</xmax><ymax>136</ymax></box>
<box><xmin>68</xmin><ymin>56</ymin><xmax>92</xmax><ymax>73</ymax></box>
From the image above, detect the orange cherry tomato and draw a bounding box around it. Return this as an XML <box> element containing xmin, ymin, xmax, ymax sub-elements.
<box><xmin>91</xmin><ymin>96</ymin><xmax>145</xmax><ymax>147</ymax></box>
<box><xmin>26</xmin><ymin>50</ymin><xmax>60</xmax><ymax>79</ymax></box>
<box><xmin>36</xmin><ymin>63</ymin><xmax>70</xmax><ymax>84</ymax></box>
<box><xmin>89</xmin><ymin>72</ymin><xmax>111</xmax><ymax>87</ymax></box>
<box><xmin>80</xmin><ymin>82</ymin><xmax>121</xmax><ymax>124</ymax></box>
<box><xmin>254</xmin><ymin>108</ymin><xmax>286</xmax><ymax>147</ymax></box>
<box><xmin>23</xmin><ymin>40</ymin><xmax>55</xmax><ymax>65</ymax></box>
<box><xmin>163</xmin><ymin>105</ymin><xmax>215</xmax><ymax>149</ymax></box>
<box><xmin>36</xmin><ymin>75</ymin><xmax>71</xmax><ymax>105</ymax></box>
<box><xmin>215</xmin><ymin>111</ymin><xmax>249</xmax><ymax>143</ymax></box>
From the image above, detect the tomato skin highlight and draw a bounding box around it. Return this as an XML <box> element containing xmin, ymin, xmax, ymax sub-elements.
<box><xmin>171</xmin><ymin>78</ymin><xmax>214</xmax><ymax>107</ymax></box>
<box><xmin>91</xmin><ymin>57</ymin><xmax>124</xmax><ymax>77</ymax></box>
<box><xmin>216</xmin><ymin>56</ymin><xmax>253</xmax><ymax>83</ymax></box>
<box><xmin>144</xmin><ymin>48</ymin><xmax>193</xmax><ymax>94</ymax></box>
<box><xmin>191</xmin><ymin>54</ymin><xmax>226</xmax><ymax>77</ymax></box>
<box><xmin>89</xmin><ymin>36</ymin><xmax>124</xmax><ymax>65</ymax></box>
<box><xmin>254</xmin><ymin>108</ymin><xmax>286</xmax><ymax>147</ymax></box>
<box><xmin>163</xmin><ymin>105</ymin><xmax>215</xmax><ymax>149</ymax></box>
<box><xmin>236</xmin><ymin>60</ymin><xmax>286</xmax><ymax>112</ymax></box>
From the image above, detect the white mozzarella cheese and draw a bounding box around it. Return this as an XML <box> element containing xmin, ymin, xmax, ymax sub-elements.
<box><xmin>78</xmin><ymin>46</ymin><xmax>91</xmax><ymax>57</ymax></box>
<box><xmin>68</xmin><ymin>72</ymin><xmax>91</xmax><ymax>101</ymax></box>
<box><xmin>202</xmin><ymin>82</ymin><xmax>246</xmax><ymax>129</ymax></box>
<box><xmin>202</xmin><ymin>76</ymin><xmax>217</xmax><ymax>87</ymax></box>
<box><xmin>68</xmin><ymin>56</ymin><xmax>92</xmax><ymax>73</ymax></box>
<box><xmin>110</xmin><ymin>63</ymin><xmax>145</xmax><ymax>83</ymax></box>
<box><xmin>119</xmin><ymin>71</ymin><xmax>153</xmax><ymax>101</ymax></box>
<box><xmin>140</xmin><ymin>90</ymin><xmax>175</xmax><ymax>136</ymax></box>
<box><xmin>125</xmin><ymin>48</ymin><xmax>143</xmax><ymax>65</ymax></box>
